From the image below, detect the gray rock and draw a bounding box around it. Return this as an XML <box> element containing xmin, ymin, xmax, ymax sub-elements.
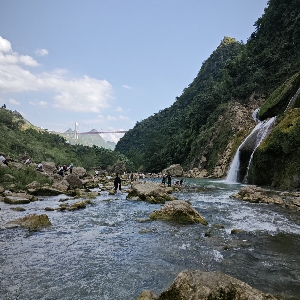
<box><xmin>136</xmin><ymin>290</ymin><xmax>159</xmax><ymax>300</ymax></box>
<box><xmin>150</xmin><ymin>200</ymin><xmax>207</xmax><ymax>225</ymax></box>
<box><xmin>5</xmin><ymin>214</ymin><xmax>52</xmax><ymax>231</ymax></box>
<box><xmin>52</xmin><ymin>179</ymin><xmax>70</xmax><ymax>191</ymax></box>
<box><xmin>139</xmin><ymin>270</ymin><xmax>277</xmax><ymax>300</ymax></box>
<box><xmin>26</xmin><ymin>181</ymin><xmax>41</xmax><ymax>190</ymax></box>
<box><xmin>65</xmin><ymin>174</ymin><xmax>83</xmax><ymax>189</ymax></box>
<box><xmin>73</xmin><ymin>167</ymin><xmax>87</xmax><ymax>178</ymax></box>
<box><xmin>162</xmin><ymin>164</ymin><xmax>183</xmax><ymax>176</ymax></box>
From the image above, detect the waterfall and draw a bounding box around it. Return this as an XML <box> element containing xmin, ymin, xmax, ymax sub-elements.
<box><xmin>285</xmin><ymin>86</ymin><xmax>300</xmax><ymax>112</ymax></box>
<box><xmin>226</xmin><ymin>85</ymin><xmax>300</xmax><ymax>184</ymax></box>
<box><xmin>226</xmin><ymin>121</ymin><xmax>261</xmax><ymax>183</ymax></box>
<box><xmin>243</xmin><ymin>117</ymin><xmax>276</xmax><ymax>183</ymax></box>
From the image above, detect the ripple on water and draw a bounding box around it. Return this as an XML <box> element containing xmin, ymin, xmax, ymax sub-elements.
<box><xmin>0</xmin><ymin>180</ymin><xmax>300</xmax><ymax>299</ymax></box>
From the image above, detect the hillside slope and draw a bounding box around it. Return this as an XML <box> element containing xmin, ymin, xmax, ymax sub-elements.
<box><xmin>115</xmin><ymin>0</ymin><xmax>300</xmax><ymax>188</ymax></box>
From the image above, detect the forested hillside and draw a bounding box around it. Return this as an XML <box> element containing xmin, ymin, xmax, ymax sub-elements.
<box><xmin>0</xmin><ymin>109</ymin><xmax>132</xmax><ymax>171</ymax></box>
<box><xmin>116</xmin><ymin>0</ymin><xmax>300</xmax><ymax>177</ymax></box>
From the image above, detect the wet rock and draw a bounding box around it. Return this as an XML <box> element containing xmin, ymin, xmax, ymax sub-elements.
<box><xmin>230</xmin><ymin>186</ymin><xmax>284</xmax><ymax>205</ymax></box>
<box><xmin>158</xmin><ymin>270</ymin><xmax>276</xmax><ymax>300</ymax></box>
<box><xmin>45</xmin><ymin>207</ymin><xmax>55</xmax><ymax>211</ymax></box>
<box><xmin>136</xmin><ymin>290</ymin><xmax>159</xmax><ymax>300</ymax></box>
<box><xmin>3</xmin><ymin>192</ymin><xmax>36</xmax><ymax>204</ymax></box>
<box><xmin>69</xmin><ymin>201</ymin><xmax>87</xmax><ymax>210</ymax></box>
<box><xmin>150</xmin><ymin>200</ymin><xmax>207</xmax><ymax>225</ymax></box>
<box><xmin>10</xmin><ymin>207</ymin><xmax>26</xmax><ymax>211</ymax></box>
<box><xmin>28</xmin><ymin>186</ymin><xmax>62</xmax><ymax>196</ymax></box>
<box><xmin>162</xmin><ymin>164</ymin><xmax>183</xmax><ymax>176</ymax></box>
<box><xmin>128</xmin><ymin>182</ymin><xmax>173</xmax><ymax>203</ymax></box>
<box><xmin>0</xmin><ymin>185</ymin><xmax>4</xmax><ymax>193</ymax></box>
<box><xmin>139</xmin><ymin>270</ymin><xmax>277</xmax><ymax>300</ymax></box>
<box><xmin>5</xmin><ymin>214</ymin><xmax>51</xmax><ymax>231</ymax></box>
<box><xmin>65</xmin><ymin>174</ymin><xmax>83</xmax><ymax>189</ymax></box>
<box><xmin>231</xmin><ymin>228</ymin><xmax>245</xmax><ymax>235</ymax></box>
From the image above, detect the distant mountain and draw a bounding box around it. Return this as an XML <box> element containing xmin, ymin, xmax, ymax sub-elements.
<box><xmin>60</xmin><ymin>128</ymin><xmax>115</xmax><ymax>150</ymax></box>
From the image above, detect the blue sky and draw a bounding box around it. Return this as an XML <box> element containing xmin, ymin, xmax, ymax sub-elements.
<box><xmin>0</xmin><ymin>0</ymin><xmax>268</xmax><ymax>142</ymax></box>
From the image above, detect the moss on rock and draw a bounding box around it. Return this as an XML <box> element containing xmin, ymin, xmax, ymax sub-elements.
<box><xmin>248</xmin><ymin>109</ymin><xmax>300</xmax><ymax>189</ymax></box>
<box><xmin>150</xmin><ymin>200</ymin><xmax>207</xmax><ymax>225</ymax></box>
<box><xmin>259</xmin><ymin>71</ymin><xmax>300</xmax><ymax>120</ymax></box>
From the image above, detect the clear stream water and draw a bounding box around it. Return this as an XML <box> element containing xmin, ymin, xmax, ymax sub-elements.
<box><xmin>1</xmin><ymin>179</ymin><xmax>300</xmax><ymax>300</ymax></box>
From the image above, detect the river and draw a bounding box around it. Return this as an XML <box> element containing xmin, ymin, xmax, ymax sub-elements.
<box><xmin>0</xmin><ymin>179</ymin><xmax>300</xmax><ymax>300</ymax></box>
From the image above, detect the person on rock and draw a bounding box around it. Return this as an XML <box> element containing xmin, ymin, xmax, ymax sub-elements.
<box><xmin>69</xmin><ymin>163</ymin><xmax>73</xmax><ymax>173</ymax></box>
<box><xmin>162</xmin><ymin>174</ymin><xmax>166</xmax><ymax>186</ymax></box>
<box><xmin>167</xmin><ymin>173</ymin><xmax>172</xmax><ymax>187</ymax></box>
<box><xmin>114</xmin><ymin>173</ymin><xmax>122</xmax><ymax>191</ymax></box>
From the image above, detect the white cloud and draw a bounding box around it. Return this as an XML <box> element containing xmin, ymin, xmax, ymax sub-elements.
<box><xmin>8</xmin><ymin>98</ymin><xmax>21</xmax><ymax>105</ymax></box>
<box><xmin>116</xmin><ymin>106</ymin><xmax>123</xmax><ymax>112</ymax></box>
<box><xmin>119</xmin><ymin>115</ymin><xmax>130</xmax><ymax>121</ymax></box>
<box><xmin>122</xmin><ymin>84</ymin><xmax>132</xmax><ymax>90</ymax></box>
<box><xmin>35</xmin><ymin>48</ymin><xmax>49</xmax><ymax>56</ymax></box>
<box><xmin>29</xmin><ymin>101</ymin><xmax>36</xmax><ymax>106</ymax></box>
<box><xmin>0</xmin><ymin>36</ymin><xmax>114</xmax><ymax>113</ymax></box>
<box><xmin>0</xmin><ymin>36</ymin><xmax>12</xmax><ymax>53</ymax></box>
<box><xmin>107</xmin><ymin>115</ymin><xmax>118</xmax><ymax>121</ymax></box>
<box><xmin>39</xmin><ymin>101</ymin><xmax>48</xmax><ymax>107</ymax></box>
<box><xmin>19</xmin><ymin>55</ymin><xmax>40</xmax><ymax>67</ymax></box>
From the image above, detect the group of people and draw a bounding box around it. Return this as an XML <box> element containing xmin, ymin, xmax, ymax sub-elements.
<box><xmin>56</xmin><ymin>163</ymin><xmax>73</xmax><ymax>176</ymax></box>
<box><xmin>161</xmin><ymin>173</ymin><xmax>184</xmax><ymax>187</ymax></box>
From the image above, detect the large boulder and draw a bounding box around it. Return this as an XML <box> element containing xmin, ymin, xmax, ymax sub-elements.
<box><xmin>3</xmin><ymin>192</ymin><xmax>36</xmax><ymax>204</ymax></box>
<box><xmin>5</xmin><ymin>214</ymin><xmax>52</xmax><ymax>231</ymax></box>
<box><xmin>42</xmin><ymin>161</ymin><xmax>57</xmax><ymax>174</ymax></box>
<box><xmin>52</xmin><ymin>179</ymin><xmax>70</xmax><ymax>191</ymax></box>
<box><xmin>230</xmin><ymin>186</ymin><xmax>284</xmax><ymax>205</ymax></box>
<box><xmin>127</xmin><ymin>182</ymin><xmax>174</xmax><ymax>203</ymax></box>
<box><xmin>73</xmin><ymin>167</ymin><xmax>87</xmax><ymax>178</ymax></box>
<box><xmin>137</xmin><ymin>290</ymin><xmax>159</xmax><ymax>300</ymax></box>
<box><xmin>140</xmin><ymin>270</ymin><xmax>277</xmax><ymax>300</ymax></box>
<box><xmin>27</xmin><ymin>186</ymin><xmax>62</xmax><ymax>196</ymax></box>
<box><xmin>150</xmin><ymin>200</ymin><xmax>207</xmax><ymax>225</ymax></box>
<box><xmin>162</xmin><ymin>164</ymin><xmax>183</xmax><ymax>177</ymax></box>
<box><xmin>65</xmin><ymin>174</ymin><xmax>83</xmax><ymax>189</ymax></box>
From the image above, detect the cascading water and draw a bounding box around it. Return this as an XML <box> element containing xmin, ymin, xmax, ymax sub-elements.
<box><xmin>243</xmin><ymin>116</ymin><xmax>276</xmax><ymax>183</ymax></box>
<box><xmin>227</xmin><ymin>86</ymin><xmax>300</xmax><ymax>184</ymax></box>
<box><xmin>226</xmin><ymin>108</ymin><xmax>262</xmax><ymax>183</ymax></box>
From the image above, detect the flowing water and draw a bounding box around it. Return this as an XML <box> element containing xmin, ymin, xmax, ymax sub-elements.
<box><xmin>1</xmin><ymin>179</ymin><xmax>300</xmax><ymax>300</ymax></box>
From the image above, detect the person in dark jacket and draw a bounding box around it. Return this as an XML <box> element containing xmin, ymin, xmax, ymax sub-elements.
<box><xmin>167</xmin><ymin>173</ymin><xmax>172</xmax><ymax>187</ymax></box>
<box><xmin>114</xmin><ymin>173</ymin><xmax>122</xmax><ymax>191</ymax></box>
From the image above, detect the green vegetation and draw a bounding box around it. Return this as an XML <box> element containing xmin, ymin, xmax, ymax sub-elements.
<box><xmin>0</xmin><ymin>165</ymin><xmax>52</xmax><ymax>191</ymax></box>
<box><xmin>249</xmin><ymin>109</ymin><xmax>300</xmax><ymax>189</ymax></box>
<box><xmin>116</xmin><ymin>0</ymin><xmax>300</xmax><ymax>182</ymax></box>
<box><xmin>259</xmin><ymin>71</ymin><xmax>300</xmax><ymax>120</ymax></box>
<box><xmin>0</xmin><ymin>109</ymin><xmax>133</xmax><ymax>183</ymax></box>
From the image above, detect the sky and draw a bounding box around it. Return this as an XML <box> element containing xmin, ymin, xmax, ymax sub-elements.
<box><xmin>0</xmin><ymin>0</ymin><xmax>268</xmax><ymax>143</ymax></box>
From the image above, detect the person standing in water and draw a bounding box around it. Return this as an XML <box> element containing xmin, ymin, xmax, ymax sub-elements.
<box><xmin>114</xmin><ymin>173</ymin><xmax>122</xmax><ymax>191</ymax></box>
